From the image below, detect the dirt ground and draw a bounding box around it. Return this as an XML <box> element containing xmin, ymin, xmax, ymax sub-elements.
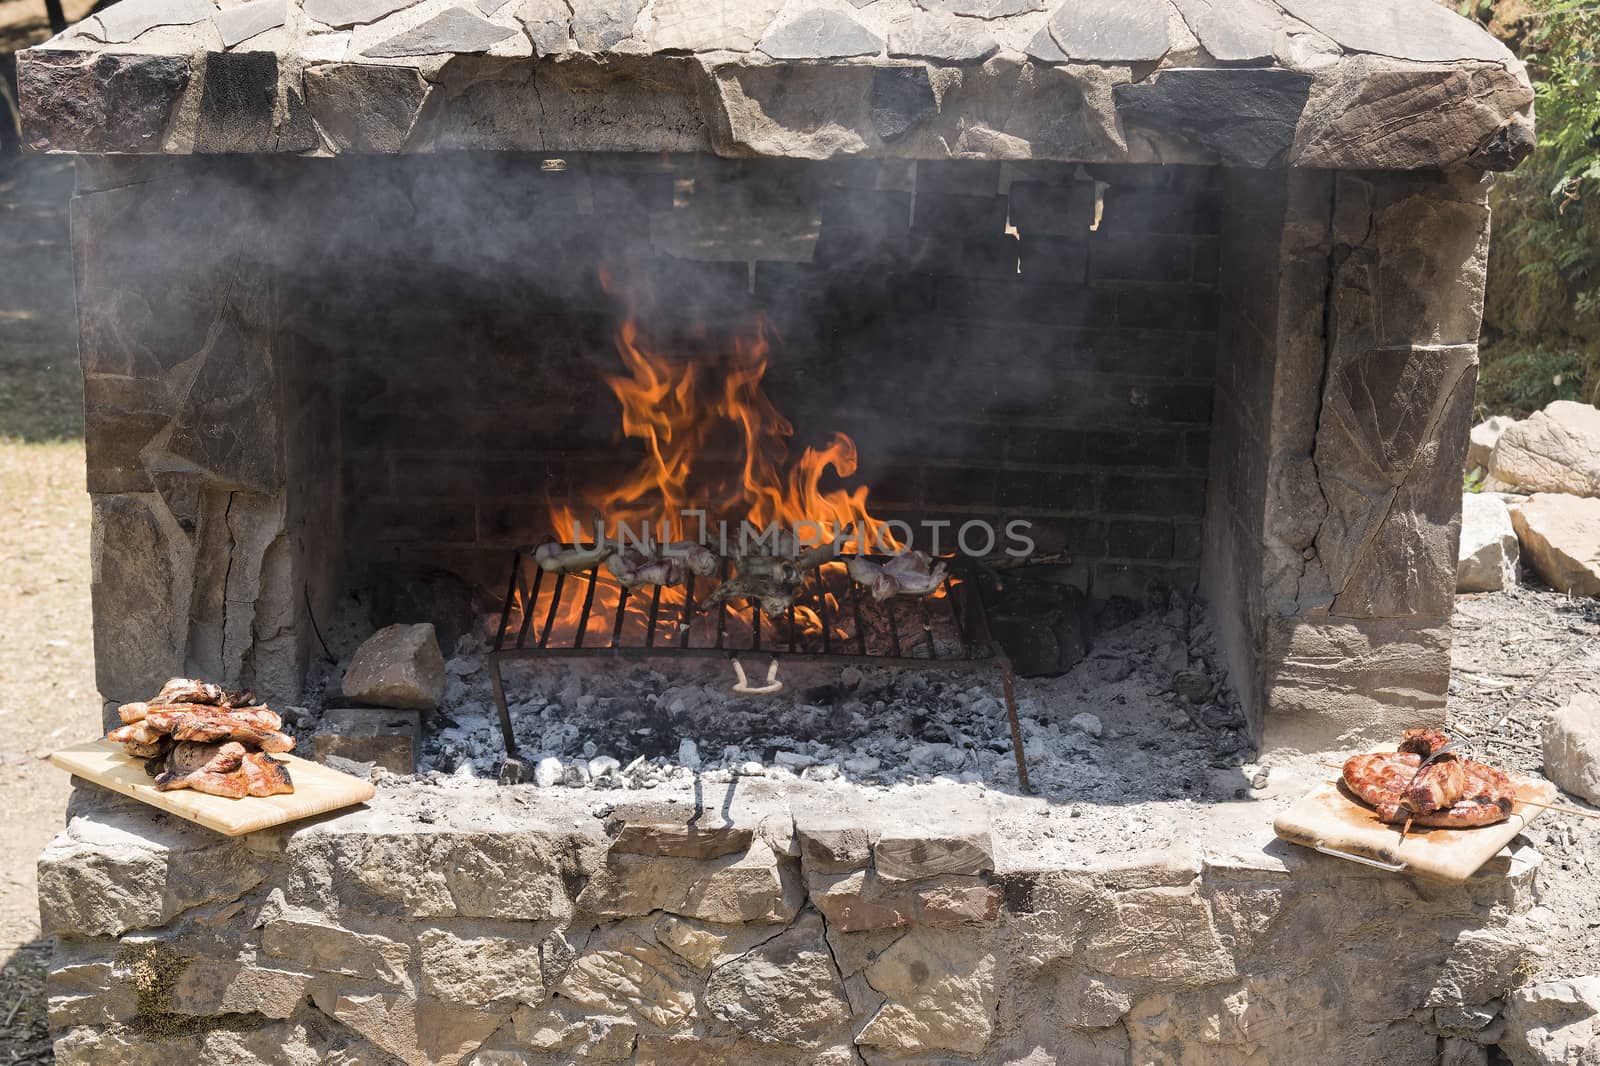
<box><xmin>0</xmin><ymin>151</ymin><xmax>92</xmax><ymax>1064</ymax></box>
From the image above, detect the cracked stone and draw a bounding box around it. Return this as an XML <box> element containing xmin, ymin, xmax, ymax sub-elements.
<box><xmin>214</xmin><ymin>0</ymin><xmax>285</xmax><ymax>45</ymax></box>
<box><xmin>517</xmin><ymin>0</ymin><xmax>571</xmax><ymax>53</ymax></box>
<box><xmin>759</xmin><ymin>8</ymin><xmax>883</xmax><ymax>59</ymax></box>
<box><xmin>1170</xmin><ymin>0</ymin><xmax>1280</xmax><ymax>63</ymax></box>
<box><xmin>363</xmin><ymin>7</ymin><xmax>518</xmax><ymax>56</ymax></box>
<box><xmin>558</xmin><ymin>930</ymin><xmax>698</xmax><ymax>1029</ymax></box>
<box><xmin>303</xmin><ymin>63</ymin><xmax>430</xmax><ymax>151</ymax></box>
<box><xmin>419</xmin><ymin>928</ymin><xmax>545</xmax><ymax>1009</ymax></box>
<box><xmin>914</xmin><ymin>0</ymin><xmax>1040</xmax><ymax>15</ymax></box>
<box><xmin>1048</xmin><ymin>0</ymin><xmax>1169</xmax><ymax>62</ymax></box>
<box><xmin>83</xmin><ymin>0</ymin><xmax>214</xmax><ymax>43</ymax></box>
<box><xmin>857</xmin><ymin>928</ymin><xmax>996</xmax><ymax>1056</ymax></box>
<box><xmin>1276</xmin><ymin>0</ymin><xmax>1511</xmax><ymax>63</ymax></box>
<box><xmin>570</xmin><ymin>0</ymin><xmax>643</xmax><ymax>50</ymax></box>
<box><xmin>650</xmin><ymin>0</ymin><xmax>781</xmax><ymax>52</ymax></box>
<box><xmin>303</xmin><ymin>0</ymin><xmax>420</xmax><ymax>28</ymax></box>
<box><xmin>886</xmin><ymin>14</ymin><xmax>997</xmax><ymax>60</ymax></box>
<box><xmin>704</xmin><ymin>911</ymin><xmax>850</xmax><ymax>1048</ymax></box>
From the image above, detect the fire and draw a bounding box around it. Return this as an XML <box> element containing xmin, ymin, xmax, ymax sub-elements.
<box><xmin>526</xmin><ymin>288</ymin><xmax>904</xmax><ymax>649</ymax></box>
<box><xmin>550</xmin><ymin>310</ymin><xmax>894</xmax><ymax>554</ymax></box>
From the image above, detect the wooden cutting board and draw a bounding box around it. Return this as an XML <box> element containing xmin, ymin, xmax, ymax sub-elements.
<box><xmin>51</xmin><ymin>738</ymin><xmax>376</xmax><ymax>837</ymax></box>
<box><xmin>1273</xmin><ymin>765</ymin><xmax>1556</xmax><ymax>882</ymax></box>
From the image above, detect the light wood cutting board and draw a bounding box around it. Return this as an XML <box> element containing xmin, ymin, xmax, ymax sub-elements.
<box><xmin>52</xmin><ymin>738</ymin><xmax>376</xmax><ymax>837</ymax></box>
<box><xmin>1273</xmin><ymin>765</ymin><xmax>1556</xmax><ymax>882</ymax></box>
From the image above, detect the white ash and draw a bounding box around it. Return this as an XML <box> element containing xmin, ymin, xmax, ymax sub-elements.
<box><xmin>295</xmin><ymin>593</ymin><xmax>1252</xmax><ymax>804</ymax></box>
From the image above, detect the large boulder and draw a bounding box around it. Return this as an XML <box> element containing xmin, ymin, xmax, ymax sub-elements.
<box><xmin>1544</xmin><ymin>692</ymin><xmax>1600</xmax><ymax>806</ymax></box>
<box><xmin>1511</xmin><ymin>494</ymin><xmax>1600</xmax><ymax>597</ymax></box>
<box><xmin>1487</xmin><ymin>401</ymin><xmax>1600</xmax><ymax>497</ymax></box>
<box><xmin>1457</xmin><ymin>492</ymin><xmax>1519</xmax><ymax>592</ymax></box>
<box><xmin>1500</xmin><ymin>976</ymin><xmax>1600</xmax><ymax>1066</ymax></box>
<box><xmin>341</xmin><ymin>623</ymin><xmax>445</xmax><ymax>710</ymax></box>
<box><xmin>1466</xmin><ymin>414</ymin><xmax>1516</xmax><ymax>473</ymax></box>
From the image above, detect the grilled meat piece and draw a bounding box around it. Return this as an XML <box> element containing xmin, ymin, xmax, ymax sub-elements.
<box><xmin>607</xmin><ymin>549</ymin><xmax>687</xmax><ymax>588</ymax></box>
<box><xmin>109</xmin><ymin>721</ymin><xmax>164</xmax><ymax>747</ymax></box>
<box><xmin>239</xmin><ymin>752</ymin><xmax>294</xmax><ymax>796</ymax></box>
<box><xmin>143</xmin><ymin>705</ymin><xmax>283</xmax><ymax>735</ymax></box>
<box><xmin>151</xmin><ymin>677</ymin><xmax>257</xmax><ymax>708</ymax></box>
<box><xmin>1342</xmin><ymin>749</ymin><xmax>1514</xmax><ymax>828</ymax></box>
<box><xmin>118</xmin><ymin>701</ymin><xmax>150</xmax><ymax>724</ymax></box>
<box><xmin>534</xmin><ymin>540</ymin><xmax>615</xmax><ymax>574</ymax></box>
<box><xmin>1400</xmin><ymin>755</ymin><xmax>1468</xmax><ymax>815</ymax></box>
<box><xmin>699</xmin><ymin>575</ymin><xmax>795</xmax><ymax>618</ymax></box>
<box><xmin>155</xmin><ymin>742</ymin><xmax>293</xmax><ymax>798</ymax></box>
<box><xmin>1397</xmin><ymin>728</ymin><xmax>1452</xmax><ymax>758</ymax></box>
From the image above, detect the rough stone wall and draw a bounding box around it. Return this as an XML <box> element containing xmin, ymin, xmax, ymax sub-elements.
<box><xmin>40</xmin><ymin>781</ymin><xmax>1545</xmax><ymax>1065</ymax></box>
<box><xmin>17</xmin><ymin>0</ymin><xmax>1534</xmax><ymax>175</ymax></box>
<box><xmin>1210</xmin><ymin>167</ymin><xmax>1490</xmax><ymax>749</ymax></box>
<box><xmin>73</xmin><ymin>156</ymin><xmax>338</xmax><ymax>722</ymax></box>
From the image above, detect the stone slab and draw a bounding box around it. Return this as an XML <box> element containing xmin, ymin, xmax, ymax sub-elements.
<box><xmin>1511</xmin><ymin>493</ymin><xmax>1600</xmax><ymax>597</ymax></box>
<box><xmin>214</xmin><ymin>0</ymin><xmax>286</xmax><ymax>46</ymax></box>
<box><xmin>758</xmin><ymin>9</ymin><xmax>883</xmax><ymax>59</ymax></box>
<box><xmin>1048</xmin><ymin>0</ymin><xmax>1169</xmax><ymax>62</ymax></box>
<box><xmin>1113</xmin><ymin>68</ymin><xmax>1311</xmax><ymax>168</ymax></box>
<box><xmin>1277</xmin><ymin>0</ymin><xmax>1512</xmax><ymax>63</ymax></box>
<box><xmin>304</xmin><ymin>0</ymin><xmax>420</xmax><ymax>28</ymax></box>
<box><xmin>362</xmin><ymin>7</ymin><xmax>518</xmax><ymax>57</ymax></box>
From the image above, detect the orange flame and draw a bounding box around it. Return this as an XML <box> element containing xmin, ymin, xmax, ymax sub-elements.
<box><xmin>551</xmin><ymin>311</ymin><xmax>894</xmax><ymax>553</ymax></box>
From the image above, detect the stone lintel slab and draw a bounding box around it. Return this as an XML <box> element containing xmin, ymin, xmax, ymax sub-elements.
<box><xmin>18</xmin><ymin>0</ymin><xmax>1532</xmax><ymax>169</ymax></box>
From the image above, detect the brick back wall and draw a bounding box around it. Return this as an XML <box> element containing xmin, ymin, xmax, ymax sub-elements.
<box><xmin>314</xmin><ymin>155</ymin><xmax>1220</xmax><ymax>603</ymax></box>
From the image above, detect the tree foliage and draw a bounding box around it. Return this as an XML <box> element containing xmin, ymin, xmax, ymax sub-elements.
<box><xmin>1467</xmin><ymin>0</ymin><xmax>1600</xmax><ymax>414</ymax></box>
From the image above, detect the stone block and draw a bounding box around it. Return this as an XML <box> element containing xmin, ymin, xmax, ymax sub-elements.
<box><xmin>169</xmin><ymin>958</ymin><xmax>312</xmax><ymax>1019</ymax></box>
<box><xmin>857</xmin><ymin>928</ymin><xmax>997</xmax><ymax>1056</ymax></box>
<box><xmin>342</xmin><ymin>623</ymin><xmax>445</xmax><ymax>709</ymax></box>
<box><xmin>576</xmin><ymin>838</ymin><xmax>803</xmax><ymax>923</ymax></box>
<box><xmin>1543</xmin><ymin>692</ymin><xmax>1600</xmax><ymax>806</ymax></box>
<box><xmin>1083</xmin><ymin>884</ymin><xmax>1235</xmax><ymax>983</ymax></box>
<box><xmin>872</xmin><ymin>822</ymin><xmax>993</xmax><ymax>883</ymax></box>
<box><xmin>557</xmin><ymin>929</ymin><xmax>698</xmax><ymax>1029</ymax></box>
<box><xmin>810</xmin><ymin>869</ymin><xmax>1002</xmax><ymax>932</ymax></box>
<box><xmin>303</xmin><ymin>63</ymin><xmax>431</xmax><ymax>152</ymax></box>
<box><xmin>260</xmin><ymin>914</ymin><xmax>413</xmax><ymax>985</ymax></box>
<box><xmin>1511</xmin><ymin>494</ymin><xmax>1600</xmax><ymax>596</ymax></box>
<box><xmin>1487</xmin><ymin>401</ymin><xmax>1600</xmax><ymax>497</ymax></box>
<box><xmin>1457</xmin><ymin>492</ymin><xmax>1519</xmax><ymax>593</ymax></box>
<box><xmin>418</xmin><ymin>928</ymin><xmax>545</xmax><ymax>1009</ymax></box>
<box><xmin>1467</xmin><ymin>414</ymin><xmax>1514</xmax><ymax>472</ymax></box>
<box><xmin>89</xmin><ymin>494</ymin><xmax>192</xmax><ymax>705</ymax></box>
<box><xmin>604</xmin><ymin>802</ymin><xmax>755</xmax><ymax>859</ymax></box>
<box><xmin>1500</xmin><ymin>977</ymin><xmax>1600</xmax><ymax>1066</ymax></box>
<box><xmin>38</xmin><ymin>812</ymin><xmax>268</xmax><ymax>937</ymax></box>
<box><xmin>310</xmin><ymin>988</ymin><xmax>503</xmax><ymax>1066</ymax></box>
<box><xmin>704</xmin><ymin>911</ymin><xmax>851</xmax><ymax>1048</ymax></box>
<box><xmin>47</xmin><ymin>950</ymin><xmax>138</xmax><ymax>1028</ymax></box>
<box><xmin>314</xmin><ymin>706</ymin><xmax>422</xmax><ymax>773</ymax></box>
<box><xmin>195</xmin><ymin>51</ymin><xmax>279</xmax><ymax>154</ymax></box>
<box><xmin>19</xmin><ymin>50</ymin><xmax>190</xmax><ymax>153</ymax></box>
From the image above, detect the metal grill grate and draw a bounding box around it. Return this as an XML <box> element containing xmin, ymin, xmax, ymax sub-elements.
<box><xmin>486</xmin><ymin>546</ymin><xmax>1031</xmax><ymax>789</ymax></box>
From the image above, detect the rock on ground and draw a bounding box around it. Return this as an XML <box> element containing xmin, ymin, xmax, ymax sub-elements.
<box><xmin>1487</xmin><ymin>401</ymin><xmax>1600</xmax><ymax>497</ymax></box>
<box><xmin>1500</xmin><ymin>976</ymin><xmax>1600</xmax><ymax>1066</ymax></box>
<box><xmin>342</xmin><ymin>622</ymin><xmax>445</xmax><ymax>709</ymax></box>
<box><xmin>1458</xmin><ymin>492</ymin><xmax>1519</xmax><ymax>592</ymax></box>
<box><xmin>1510</xmin><ymin>494</ymin><xmax>1600</xmax><ymax>597</ymax></box>
<box><xmin>1543</xmin><ymin>692</ymin><xmax>1600</xmax><ymax>806</ymax></box>
<box><xmin>1467</xmin><ymin>414</ymin><xmax>1515</xmax><ymax>472</ymax></box>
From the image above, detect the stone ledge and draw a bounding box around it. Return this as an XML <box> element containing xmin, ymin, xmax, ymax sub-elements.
<box><xmin>17</xmin><ymin>0</ymin><xmax>1532</xmax><ymax>168</ymax></box>
<box><xmin>40</xmin><ymin>766</ymin><xmax>1549</xmax><ymax>1063</ymax></box>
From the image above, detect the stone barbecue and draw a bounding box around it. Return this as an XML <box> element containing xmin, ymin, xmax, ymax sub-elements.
<box><xmin>19</xmin><ymin>0</ymin><xmax>1546</xmax><ymax>1062</ymax></box>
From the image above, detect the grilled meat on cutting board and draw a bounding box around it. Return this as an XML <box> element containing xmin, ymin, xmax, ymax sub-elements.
<box><xmin>106</xmin><ymin>678</ymin><xmax>295</xmax><ymax>797</ymax></box>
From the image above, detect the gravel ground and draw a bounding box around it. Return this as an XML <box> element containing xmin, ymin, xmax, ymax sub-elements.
<box><xmin>1447</xmin><ymin>584</ymin><xmax>1600</xmax><ymax>983</ymax></box>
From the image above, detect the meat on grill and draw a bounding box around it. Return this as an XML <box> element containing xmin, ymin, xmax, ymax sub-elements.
<box><xmin>154</xmin><ymin>741</ymin><xmax>292</xmax><ymax>798</ymax></box>
<box><xmin>846</xmin><ymin>551</ymin><xmax>949</xmax><ymax>601</ymax></box>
